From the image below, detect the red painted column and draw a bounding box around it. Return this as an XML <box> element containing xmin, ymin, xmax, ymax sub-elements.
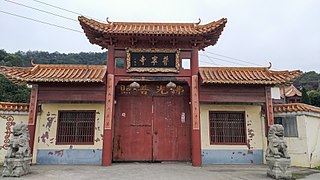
<box><xmin>28</xmin><ymin>84</ymin><xmax>38</xmax><ymax>154</ymax></box>
<box><xmin>102</xmin><ymin>45</ymin><xmax>115</xmax><ymax>166</ymax></box>
<box><xmin>190</xmin><ymin>48</ymin><xmax>202</xmax><ymax>166</ymax></box>
<box><xmin>265</xmin><ymin>86</ymin><xmax>274</xmax><ymax>133</ymax></box>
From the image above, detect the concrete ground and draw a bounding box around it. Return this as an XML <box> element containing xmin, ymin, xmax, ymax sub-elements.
<box><xmin>0</xmin><ymin>163</ymin><xmax>320</xmax><ymax>180</ymax></box>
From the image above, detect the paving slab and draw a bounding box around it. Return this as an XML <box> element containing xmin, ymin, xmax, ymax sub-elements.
<box><xmin>0</xmin><ymin>163</ymin><xmax>319</xmax><ymax>180</ymax></box>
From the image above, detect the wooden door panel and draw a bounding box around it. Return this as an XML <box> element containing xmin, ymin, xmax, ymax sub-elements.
<box><xmin>153</xmin><ymin>96</ymin><xmax>191</xmax><ymax>161</ymax></box>
<box><xmin>114</xmin><ymin>94</ymin><xmax>190</xmax><ymax>162</ymax></box>
<box><xmin>113</xmin><ymin>96</ymin><xmax>153</xmax><ymax>161</ymax></box>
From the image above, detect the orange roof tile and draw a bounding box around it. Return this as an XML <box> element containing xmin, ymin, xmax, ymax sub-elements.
<box><xmin>0</xmin><ymin>64</ymin><xmax>107</xmax><ymax>84</ymax></box>
<box><xmin>199</xmin><ymin>67</ymin><xmax>302</xmax><ymax>85</ymax></box>
<box><xmin>0</xmin><ymin>102</ymin><xmax>29</xmax><ymax>112</ymax></box>
<box><xmin>78</xmin><ymin>16</ymin><xmax>227</xmax><ymax>49</ymax></box>
<box><xmin>274</xmin><ymin>103</ymin><xmax>320</xmax><ymax>114</ymax></box>
<box><xmin>284</xmin><ymin>85</ymin><xmax>302</xmax><ymax>97</ymax></box>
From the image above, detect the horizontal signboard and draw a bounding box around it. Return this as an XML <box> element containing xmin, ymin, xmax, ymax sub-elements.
<box><xmin>126</xmin><ymin>49</ymin><xmax>180</xmax><ymax>73</ymax></box>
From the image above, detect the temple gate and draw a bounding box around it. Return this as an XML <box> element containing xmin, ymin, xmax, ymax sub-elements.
<box><xmin>80</xmin><ymin>16</ymin><xmax>227</xmax><ymax>166</ymax></box>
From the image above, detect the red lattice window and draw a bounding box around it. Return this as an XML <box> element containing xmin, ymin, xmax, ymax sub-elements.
<box><xmin>209</xmin><ymin>111</ymin><xmax>246</xmax><ymax>144</ymax></box>
<box><xmin>57</xmin><ymin>111</ymin><xmax>95</xmax><ymax>145</ymax></box>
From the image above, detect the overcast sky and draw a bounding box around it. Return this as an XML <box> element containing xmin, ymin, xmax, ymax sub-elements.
<box><xmin>0</xmin><ymin>0</ymin><xmax>319</xmax><ymax>72</ymax></box>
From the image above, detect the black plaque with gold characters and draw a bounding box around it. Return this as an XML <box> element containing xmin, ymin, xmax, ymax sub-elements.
<box><xmin>126</xmin><ymin>48</ymin><xmax>180</xmax><ymax>73</ymax></box>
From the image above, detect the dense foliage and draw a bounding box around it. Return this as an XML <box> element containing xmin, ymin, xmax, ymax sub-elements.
<box><xmin>0</xmin><ymin>50</ymin><xmax>107</xmax><ymax>67</ymax></box>
<box><xmin>0</xmin><ymin>74</ymin><xmax>31</xmax><ymax>103</ymax></box>
<box><xmin>0</xmin><ymin>49</ymin><xmax>107</xmax><ymax>103</ymax></box>
<box><xmin>293</xmin><ymin>71</ymin><xmax>320</xmax><ymax>107</ymax></box>
<box><xmin>300</xmin><ymin>87</ymin><xmax>311</xmax><ymax>104</ymax></box>
<box><xmin>294</xmin><ymin>71</ymin><xmax>320</xmax><ymax>91</ymax></box>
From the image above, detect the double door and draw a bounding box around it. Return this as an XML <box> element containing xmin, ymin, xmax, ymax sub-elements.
<box><xmin>113</xmin><ymin>95</ymin><xmax>191</xmax><ymax>161</ymax></box>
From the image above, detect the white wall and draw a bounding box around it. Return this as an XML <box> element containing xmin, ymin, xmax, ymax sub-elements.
<box><xmin>275</xmin><ymin>112</ymin><xmax>320</xmax><ymax>168</ymax></box>
<box><xmin>305</xmin><ymin>115</ymin><xmax>320</xmax><ymax>168</ymax></box>
<box><xmin>284</xmin><ymin>115</ymin><xmax>309</xmax><ymax>167</ymax></box>
<box><xmin>0</xmin><ymin>112</ymin><xmax>29</xmax><ymax>164</ymax></box>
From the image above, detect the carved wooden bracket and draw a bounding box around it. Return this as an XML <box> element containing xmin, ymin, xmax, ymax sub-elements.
<box><xmin>170</xmin><ymin>39</ymin><xmax>177</xmax><ymax>46</ymax></box>
<box><xmin>149</xmin><ymin>38</ymin><xmax>158</xmax><ymax>46</ymax></box>
<box><xmin>129</xmin><ymin>38</ymin><xmax>137</xmax><ymax>46</ymax></box>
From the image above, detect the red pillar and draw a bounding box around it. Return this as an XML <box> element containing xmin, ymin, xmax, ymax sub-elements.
<box><xmin>265</xmin><ymin>86</ymin><xmax>274</xmax><ymax>133</ymax></box>
<box><xmin>102</xmin><ymin>45</ymin><xmax>115</xmax><ymax>166</ymax></box>
<box><xmin>190</xmin><ymin>48</ymin><xmax>202</xmax><ymax>166</ymax></box>
<box><xmin>28</xmin><ymin>84</ymin><xmax>38</xmax><ymax>154</ymax></box>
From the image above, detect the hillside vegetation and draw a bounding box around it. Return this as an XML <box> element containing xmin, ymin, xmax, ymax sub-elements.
<box><xmin>0</xmin><ymin>49</ymin><xmax>107</xmax><ymax>103</ymax></box>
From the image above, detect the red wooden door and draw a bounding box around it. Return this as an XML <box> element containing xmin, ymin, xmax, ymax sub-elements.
<box><xmin>153</xmin><ymin>96</ymin><xmax>191</xmax><ymax>161</ymax></box>
<box><xmin>113</xmin><ymin>95</ymin><xmax>190</xmax><ymax>161</ymax></box>
<box><xmin>113</xmin><ymin>96</ymin><xmax>153</xmax><ymax>161</ymax></box>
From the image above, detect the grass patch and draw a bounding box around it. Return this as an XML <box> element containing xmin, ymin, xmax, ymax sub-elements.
<box><xmin>313</xmin><ymin>166</ymin><xmax>320</xmax><ymax>170</ymax></box>
<box><xmin>292</xmin><ymin>173</ymin><xmax>306</xmax><ymax>179</ymax></box>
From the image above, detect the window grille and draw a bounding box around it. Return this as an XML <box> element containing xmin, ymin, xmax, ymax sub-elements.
<box><xmin>57</xmin><ymin>111</ymin><xmax>95</xmax><ymax>144</ymax></box>
<box><xmin>274</xmin><ymin>116</ymin><xmax>298</xmax><ymax>137</ymax></box>
<box><xmin>209</xmin><ymin>111</ymin><xmax>246</xmax><ymax>144</ymax></box>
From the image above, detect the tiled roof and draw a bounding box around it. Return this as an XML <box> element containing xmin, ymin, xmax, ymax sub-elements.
<box><xmin>274</xmin><ymin>103</ymin><xmax>320</xmax><ymax>114</ymax></box>
<box><xmin>78</xmin><ymin>16</ymin><xmax>227</xmax><ymax>49</ymax></box>
<box><xmin>0</xmin><ymin>64</ymin><xmax>107</xmax><ymax>84</ymax></box>
<box><xmin>79</xmin><ymin>16</ymin><xmax>227</xmax><ymax>35</ymax></box>
<box><xmin>284</xmin><ymin>85</ymin><xmax>302</xmax><ymax>97</ymax></box>
<box><xmin>0</xmin><ymin>102</ymin><xmax>29</xmax><ymax>112</ymax></box>
<box><xmin>199</xmin><ymin>67</ymin><xmax>302</xmax><ymax>85</ymax></box>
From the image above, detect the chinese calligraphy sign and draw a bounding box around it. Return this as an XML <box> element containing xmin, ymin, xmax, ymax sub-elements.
<box><xmin>118</xmin><ymin>84</ymin><xmax>185</xmax><ymax>96</ymax></box>
<box><xmin>126</xmin><ymin>48</ymin><xmax>180</xmax><ymax>73</ymax></box>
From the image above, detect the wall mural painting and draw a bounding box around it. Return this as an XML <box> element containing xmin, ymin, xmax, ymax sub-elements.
<box><xmin>0</xmin><ymin>115</ymin><xmax>16</xmax><ymax>150</ymax></box>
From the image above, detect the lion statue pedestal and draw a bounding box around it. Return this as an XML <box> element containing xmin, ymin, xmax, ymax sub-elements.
<box><xmin>2</xmin><ymin>123</ymin><xmax>32</xmax><ymax>177</ymax></box>
<box><xmin>265</xmin><ymin>124</ymin><xmax>292</xmax><ymax>180</ymax></box>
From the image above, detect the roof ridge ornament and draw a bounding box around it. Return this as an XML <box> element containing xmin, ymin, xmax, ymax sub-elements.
<box><xmin>106</xmin><ymin>17</ymin><xmax>113</xmax><ymax>25</ymax></box>
<box><xmin>268</xmin><ymin>62</ymin><xmax>272</xmax><ymax>69</ymax></box>
<box><xmin>30</xmin><ymin>59</ymin><xmax>36</xmax><ymax>67</ymax></box>
<box><xmin>194</xmin><ymin>18</ymin><xmax>201</xmax><ymax>26</ymax></box>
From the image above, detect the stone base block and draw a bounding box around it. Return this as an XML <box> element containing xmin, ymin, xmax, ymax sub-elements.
<box><xmin>266</xmin><ymin>157</ymin><xmax>292</xmax><ymax>180</ymax></box>
<box><xmin>2</xmin><ymin>157</ymin><xmax>32</xmax><ymax>177</ymax></box>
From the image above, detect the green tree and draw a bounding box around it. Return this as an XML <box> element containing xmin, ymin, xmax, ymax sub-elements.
<box><xmin>308</xmin><ymin>90</ymin><xmax>320</xmax><ymax>107</ymax></box>
<box><xmin>294</xmin><ymin>71</ymin><xmax>320</xmax><ymax>91</ymax></box>
<box><xmin>300</xmin><ymin>87</ymin><xmax>311</xmax><ymax>104</ymax></box>
<box><xmin>0</xmin><ymin>75</ymin><xmax>30</xmax><ymax>103</ymax></box>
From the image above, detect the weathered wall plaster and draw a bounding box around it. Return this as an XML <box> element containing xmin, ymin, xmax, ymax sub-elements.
<box><xmin>33</xmin><ymin>103</ymin><xmax>105</xmax><ymax>164</ymax></box>
<box><xmin>200</xmin><ymin>104</ymin><xmax>265</xmax><ymax>164</ymax></box>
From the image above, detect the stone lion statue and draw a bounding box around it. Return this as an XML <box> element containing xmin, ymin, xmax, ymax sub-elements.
<box><xmin>5</xmin><ymin>123</ymin><xmax>31</xmax><ymax>158</ymax></box>
<box><xmin>266</xmin><ymin>124</ymin><xmax>290</xmax><ymax>159</ymax></box>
